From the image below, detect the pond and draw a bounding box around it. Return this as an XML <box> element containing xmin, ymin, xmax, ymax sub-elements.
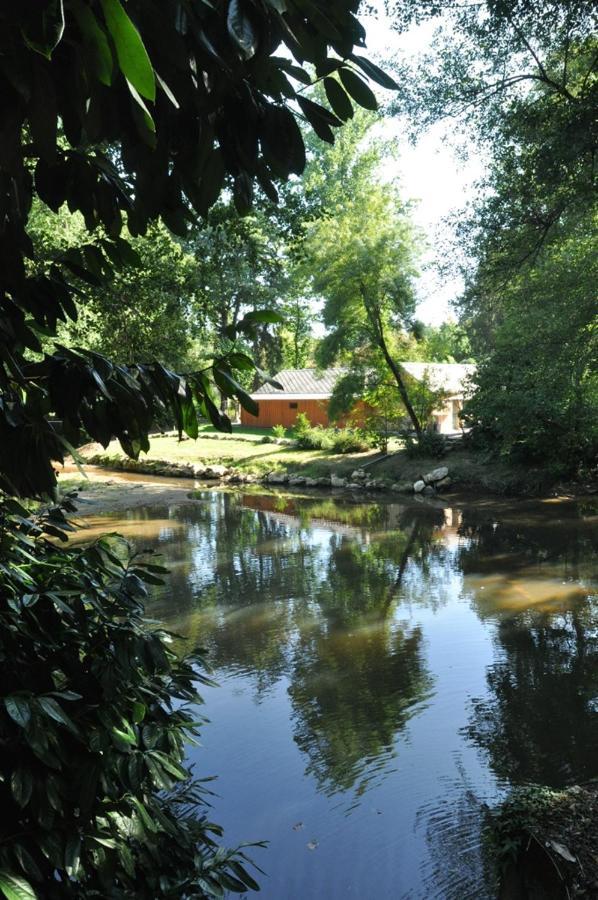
<box><xmin>87</xmin><ymin>487</ymin><xmax>598</xmax><ymax>898</ymax></box>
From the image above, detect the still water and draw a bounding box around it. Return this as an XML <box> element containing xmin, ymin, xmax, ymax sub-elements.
<box><xmin>88</xmin><ymin>487</ymin><xmax>597</xmax><ymax>898</ymax></box>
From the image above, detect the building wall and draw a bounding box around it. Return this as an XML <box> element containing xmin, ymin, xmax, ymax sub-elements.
<box><xmin>241</xmin><ymin>398</ymin><xmax>330</xmax><ymax>428</ymax></box>
<box><xmin>432</xmin><ymin>398</ymin><xmax>463</xmax><ymax>434</ymax></box>
<box><xmin>240</xmin><ymin>398</ymin><xmax>371</xmax><ymax>429</ymax></box>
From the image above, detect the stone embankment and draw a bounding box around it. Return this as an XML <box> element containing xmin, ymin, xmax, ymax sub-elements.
<box><xmin>84</xmin><ymin>454</ymin><xmax>454</xmax><ymax>495</ymax></box>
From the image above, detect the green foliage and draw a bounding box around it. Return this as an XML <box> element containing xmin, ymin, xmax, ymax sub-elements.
<box><xmin>293</xmin><ymin>413</ymin><xmax>371</xmax><ymax>453</ymax></box>
<box><xmin>414</xmin><ymin>322</ymin><xmax>473</xmax><ymax>364</ymax></box>
<box><xmin>272</xmin><ymin>424</ymin><xmax>286</xmax><ymax>440</ymax></box>
<box><xmin>28</xmin><ymin>208</ymin><xmax>199</xmax><ymax>370</ymax></box>
<box><xmin>461</xmin><ymin>193</ymin><xmax>597</xmax><ymax>471</ymax></box>
<box><xmin>404</xmin><ymin>432</ymin><xmax>446</xmax><ymax>460</ymax></box>
<box><xmin>301</xmin><ymin>120</ymin><xmax>427</xmax><ymax>438</ymax></box>
<box><xmin>0</xmin><ymin>1</ymin><xmax>387</xmax><ymax>498</ymax></box>
<box><xmin>329</xmin><ymin>429</ymin><xmax>371</xmax><ymax>454</ymax></box>
<box><xmin>0</xmin><ymin>4</ymin><xmax>392</xmax><ymax>896</ymax></box>
<box><xmin>487</xmin><ymin>786</ymin><xmax>562</xmax><ymax>870</ymax></box>
<box><xmin>0</xmin><ymin>496</ymin><xmax>262</xmax><ymax>898</ymax></box>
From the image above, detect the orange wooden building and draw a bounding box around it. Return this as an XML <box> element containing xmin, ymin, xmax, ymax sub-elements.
<box><xmin>240</xmin><ymin>368</ymin><xmax>351</xmax><ymax>429</ymax></box>
<box><xmin>240</xmin><ymin>364</ymin><xmax>476</xmax><ymax>432</ymax></box>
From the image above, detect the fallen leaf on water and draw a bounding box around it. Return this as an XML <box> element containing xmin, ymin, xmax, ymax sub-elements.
<box><xmin>307</xmin><ymin>840</ymin><xmax>318</xmax><ymax>851</ymax></box>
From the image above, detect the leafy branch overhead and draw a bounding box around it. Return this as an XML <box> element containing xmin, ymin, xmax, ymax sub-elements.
<box><xmin>0</xmin><ymin>1</ymin><xmax>397</xmax><ymax>496</ymax></box>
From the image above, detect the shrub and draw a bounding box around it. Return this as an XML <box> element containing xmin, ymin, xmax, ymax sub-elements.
<box><xmin>404</xmin><ymin>431</ymin><xmax>446</xmax><ymax>459</ymax></box>
<box><xmin>293</xmin><ymin>413</ymin><xmax>372</xmax><ymax>454</ymax></box>
<box><xmin>0</xmin><ymin>495</ymin><xmax>260</xmax><ymax>899</ymax></box>
<box><xmin>329</xmin><ymin>430</ymin><xmax>372</xmax><ymax>454</ymax></box>
<box><xmin>271</xmin><ymin>425</ymin><xmax>286</xmax><ymax>439</ymax></box>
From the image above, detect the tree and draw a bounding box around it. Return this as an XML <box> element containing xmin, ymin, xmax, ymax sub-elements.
<box><xmin>304</xmin><ymin>170</ymin><xmax>425</xmax><ymax>436</ymax></box>
<box><xmin>28</xmin><ymin>204</ymin><xmax>200</xmax><ymax>370</ymax></box>
<box><xmin>384</xmin><ymin>3</ymin><xmax>597</xmax><ymax>468</ymax></box>
<box><xmin>461</xmin><ymin>211</ymin><xmax>598</xmax><ymax>469</ymax></box>
<box><xmin>387</xmin><ymin>0</ymin><xmax>596</xmax><ymax>258</ymax></box>
<box><xmin>415</xmin><ymin>322</ymin><xmax>473</xmax><ymax>364</ymax></box>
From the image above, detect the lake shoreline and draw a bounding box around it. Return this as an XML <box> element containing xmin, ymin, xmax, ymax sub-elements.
<box><xmin>58</xmin><ymin>464</ymin><xmax>596</xmax><ymax>520</ymax></box>
<box><xmin>70</xmin><ymin>442</ymin><xmax>597</xmax><ymax>505</ymax></box>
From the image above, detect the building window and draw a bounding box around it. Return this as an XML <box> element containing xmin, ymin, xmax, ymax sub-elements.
<box><xmin>289</xmin><ymin>402</ymin><xmax>298</xmax><ymax>409</ymax></box>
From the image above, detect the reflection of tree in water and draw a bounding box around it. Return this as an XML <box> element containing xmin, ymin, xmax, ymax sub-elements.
<box><xmin>465</xmin><ymin>604</ymin><xmax>598</xmax><ymax>785</ymax></box>
<box><xmin>289</xmin><ymin>616</ymin><xmax>431</xmax><ymax>800</ymax></box>
<box><xmin>151</xmin><ymin>493</ymin><xmax>446</xmax><ymax>798</ymax></box>
<box><xmin>459</xmin><ymin>502</ymin><xmax>598</xmax><ymax>786</ymax></box>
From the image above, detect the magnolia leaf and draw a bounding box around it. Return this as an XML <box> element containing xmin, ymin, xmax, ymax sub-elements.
<box><xmin>350</xmin><ymin>54</ymin><xmax>400</xmax><ymax>90</ymax></box>
<box><xmin>0</xmin><ymin>872</ymin><xmax>37</xmax><ymax>900</ymax></box>
<box><xmin>324</xmin><ymin>77</ymin><xmax>354</xmax><ymax>121</ymax></box>
<box><xmin>226</xmin><ymin>0</ymin><xmax>257</xmax><ymax>60</ymax></box>
<box><xmin>241</xmin><ymin>309</ymin><xmax>283</xmax><ymax>325</ymax></box>
<box><xmin>4</xmin><ymin>696</ymin><xmax>31</xmax><ymax>728</ymax></box>
<box><xmin>21</xmin><ymin>0</ymin><xmax>65</xmax><ymax>59</ymax></box>
<box><xmin>339</xmin><ymin>68</ymin><xmax>378</xmax><ymax>110</ymax></box>
<box><xmin>38</xmin><ymin>697</ymin><xmax>78</xmax><ymax>734</ymax></box>
<box><xmin>100</xmin><ymin>0</ymin><xmax>155</xmax><ymax>101</ymax></box>
<box><xmin>72</xmin><ymin>1</ymin><xmax>113</xmax><ymax>86</ymax></box>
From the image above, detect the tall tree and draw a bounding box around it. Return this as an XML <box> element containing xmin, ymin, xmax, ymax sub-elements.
<box><xmin>28</xmin><ymin>203</ymin><xmax>200</xmax><ymax>370</ymax></box>
<box><xmin>303</xmin><ymin>146</ymin><xmax>425</xmax><ymax>435</ymax></box>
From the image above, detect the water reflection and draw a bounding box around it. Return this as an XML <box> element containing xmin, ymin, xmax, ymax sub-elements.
<box><xmin>455</xmin><ymin>502</ymin><xmax>598</xmax><ymax>787</ymax></box>
<box><xmin>89</xmin><ymin>485</ymin><xmax>598</xmax><ymax>898</ymax></box>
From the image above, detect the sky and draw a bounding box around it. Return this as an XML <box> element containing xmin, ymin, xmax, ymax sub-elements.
<box><xmin>360</xmin><ymin>13</ymin><xmax>486</xmax><ymax>325</ymax></box>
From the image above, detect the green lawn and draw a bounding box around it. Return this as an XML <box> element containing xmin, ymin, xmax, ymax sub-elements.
<box><xmin>80</xmin><ymin>432</ymin><xmax>383</xmax><ymax>478</ymax></box>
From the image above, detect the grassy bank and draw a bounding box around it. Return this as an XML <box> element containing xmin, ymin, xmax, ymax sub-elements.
<box><xmin>73</xmin><ymin>427</ymin><xmax>573</xmax><ymax>496</ymax></box>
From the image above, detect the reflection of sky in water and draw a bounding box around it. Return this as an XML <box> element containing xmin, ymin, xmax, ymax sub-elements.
<box><xmin>97</xmin><ymin>488</ymin><xmax>597</xmax><ymax>899</ymax></box>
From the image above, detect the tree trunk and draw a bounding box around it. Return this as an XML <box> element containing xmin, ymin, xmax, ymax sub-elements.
<box><xmin>378</xmin><ymin>336</ymin><xmax>423</xmax><ymax>439</ymax></box>
<box><xmin>360</xmin><ymin>283</ymin><xmax>423</xmax><ymax>439</ymax></box>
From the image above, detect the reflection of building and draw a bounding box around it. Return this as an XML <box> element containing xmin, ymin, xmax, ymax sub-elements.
<box><xmin>241</xmin><ymin>364</ymin><xmax>476</xmax><ymax>433</ymax></box>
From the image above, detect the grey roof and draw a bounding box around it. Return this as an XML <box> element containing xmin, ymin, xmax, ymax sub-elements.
<box><xmin>253</xmin><ymin>368</ymin><xmax>348</xmax><ymax>397</ymax></box>
<box><xmin>253</xmin><ymin>363</ymin><xmax>476</xmax><ymax>399</ymax></box>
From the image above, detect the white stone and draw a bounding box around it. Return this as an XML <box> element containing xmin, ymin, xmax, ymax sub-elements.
<box><xmin>330</xmin><ymin>474</ymin><xmax>346</xmax><ymax>488</ymax></box>
<box><xmin>204</xmin><ymin>464</ymin><xmax>228</xmax><ymax>478</ymax></box>
<box><xmin>351</xmin><ymin>469</ymin><xmax>366</xmax><ymax>480</ymax></box>
<box><xmin>413</xmin><ymin>480</ymin><xmax>425</xmax><ymax>493</ymax></box>
<box><xmin>423</xmin><ymin>466</ymin><xmax>449</xmax><ymax>485</ymax></box>
<box><xmin>266</xmin><ymin>471</ymin><xmax>288</xmax><ymax>484</ymax></box>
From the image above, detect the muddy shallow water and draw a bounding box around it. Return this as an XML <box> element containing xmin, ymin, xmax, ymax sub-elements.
<box><xmin>83</xmin><ymin>481</ymin><xmax>598</xmax><ymax>898</ymax></box>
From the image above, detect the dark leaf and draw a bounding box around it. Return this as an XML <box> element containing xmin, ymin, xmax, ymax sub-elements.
<box><xmin>4</xmin><ymin>696</ymin><xmax>31</xmax><ymax>728</ymax></box>
<box><xmin>339</xmin><ymin>68</ymin><xmax>378</xmax><ymax>110</ymax></box>
<box><xmin>350</xmin><ymin>54</ymin><xmax>400</xmax><ymax>90</ymax></box>
<box><xmin>226</xmin><ymin>0</ymin><xmax>257</xmax><ymax>60</ymax></box>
